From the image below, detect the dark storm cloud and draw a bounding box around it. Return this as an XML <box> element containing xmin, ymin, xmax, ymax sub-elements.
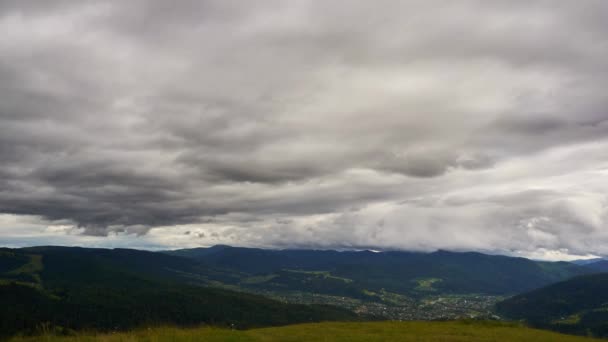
<box><xmin>1</xmin><ymin>0</ymin><xmax>608</xmax><ymax>258</ymax></box>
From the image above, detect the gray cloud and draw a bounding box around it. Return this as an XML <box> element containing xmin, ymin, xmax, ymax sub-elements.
<box><xmin>0</xmin><ymin>0</ymin><xmax>607</xmax><ymax>258</ymax></box>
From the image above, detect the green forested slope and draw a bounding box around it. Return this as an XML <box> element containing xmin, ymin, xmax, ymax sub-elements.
<box><xmin>496</xmin><ymin>272</ymin><xmax>608</xmax><ymax>337</ymax></box>
<box><xmin>167</xmin><ymin>246</ymin><xmax>593</xmax><ymax>296</ymax></box>
<box><xmin>0</xmin><ymin>248</ymin><xmax>356</xmax><ymax>337</ymax></box>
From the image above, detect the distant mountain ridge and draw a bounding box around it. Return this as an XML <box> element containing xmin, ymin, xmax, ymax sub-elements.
<box><xmin>582</xmin><ymin>260</ymin><xmax>608</xmax><ymax>272</ymax></box>
<box><xmin>570</xmin><ymin>258</ymin><xmax>606</xmax><ymax>266</ymax></box>
<box><xmin>165</xmin><ymin>245</ymin><xmax>593</xmax><ymax>296</ymax></box>
<box><xmin>569</xmin><ymin>257</ymin><xmax>608</xmax><ymax>272</ymax></box>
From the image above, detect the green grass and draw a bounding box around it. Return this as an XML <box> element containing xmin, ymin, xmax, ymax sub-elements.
<box><xmin>7</xmin><ymin>255</ymin><xmax>43</xmax><ymax>274</ymax></box>
<box><xmin>241</xmin><ymin>275</ymin><xmax>278</xmax><ymax>285</ymax></box>
<box><xmin>5</xmin><ymin>254</ymin><xmax>43</xmax><ymax>285</ymax></box>
<box><xmin>553</xmin><ymin>314</ymin><xmax>582</xmax><ymax>325</ymax></box>
<box><xmin>283</xmin><ymin>270</ymin><xmax>354</xmax><ymax>283</ymax></box>
<box><xmin>7</xmin><ymin>321</ymin><xmax>606</xmax><ymax>342</ymax></box>
<box><xmin>414</xmin><ymin>278</ymin><xmax>442</xmax><ymax>292</ymax></box>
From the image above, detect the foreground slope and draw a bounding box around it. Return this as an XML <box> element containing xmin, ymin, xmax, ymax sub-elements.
<box><xmin>8</xmin><ymin>321</ymin><xmax>605</xmax><ymax>342</ymax></box>
<box><xmin>0</xmin><ymin>248</ymin><xmax>356</xmax><ymax>337</ymax></box>
<box><xmin>496</xmin><ymin>272</ymin><xmax>608</xmax><ymax>337</ymax></box>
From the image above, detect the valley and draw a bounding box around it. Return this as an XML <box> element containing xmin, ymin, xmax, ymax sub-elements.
<box><xmin>1</xmin><ymin>245</ymin><xmax>605</xmax><ymax>339</ymax></box>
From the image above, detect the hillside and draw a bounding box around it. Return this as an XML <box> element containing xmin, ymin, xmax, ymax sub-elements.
<box><xmin>166</xmin><ymin>245</ymin><xmax>592</xmax><ymax>296</ymax></box>
<box><xmin>570</xmin><ymin>258</ymin><xmax>605</xmax><ymax>266</ymax></box>
<box><xmin>1</xmin><ymin>245</ymin><xmax>600</xmax><ymax>337</ymax></box>
<box><xmin>583</xmin><ymin>260</ymin><xmax>608</xmax><ymax>272</ymax></box>
<box><xmin>496</xmin><ymin>272</ymin><xmax>608</xmax><ymax>337</ymax></box>
<box><xmin>165</xmin><ymin>246</ymin><xmax>596</xmax><ymax>321</ymax></box>
<box><xmin>0</xmin><ymin>248</ymin><xmax>357</xmax><ymax>337</ymax></box>
<box><xmin>7</xmin><ymin>321</ymin><xmax>605</xmax><ymax>342</ymax></box>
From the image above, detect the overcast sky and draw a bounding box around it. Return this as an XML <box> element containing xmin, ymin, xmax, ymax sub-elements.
<box><xmin>1</xmin><ymin>1</ymin><xmax>607</xmax><ymax>260</ymax></box>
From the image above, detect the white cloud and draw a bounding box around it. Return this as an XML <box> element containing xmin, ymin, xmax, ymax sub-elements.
<box><xmin>0</xmin><ymin>1</ymin><xmax>607</xmax><ymax>259</ymax></box>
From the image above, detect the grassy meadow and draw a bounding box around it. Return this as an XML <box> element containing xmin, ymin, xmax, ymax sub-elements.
<box><xmin>7</xmin><ymin>321</ymin><xmax>605</xmax><ymax>342</ymax></box>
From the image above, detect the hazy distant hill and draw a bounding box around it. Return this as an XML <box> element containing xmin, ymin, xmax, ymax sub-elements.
<box><xmin>582</xmin><ymin>260</ymin><xmax>608</xmax><ymax>272</ymax></box>
<box><xmin>166</xmin><ymin>245</ymin><xmax>593</xmax><ymax>296</ymax></box>
<box><xmin>0</xmin><ymin>247</ymin><xmax>357</xmax><ymax>337</ymax></box>
<box><xmin>496</xmin><ymin>272</ymin><xmax>608</xmax><ymax>337</ymax></box>
<box><xmin>570</xmin><ymin>258</ymin><xmax>606</xmax><ymax>266</ymax></box>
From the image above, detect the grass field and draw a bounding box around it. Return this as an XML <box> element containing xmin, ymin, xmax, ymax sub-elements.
<box><xmin>7</xmin><ymin>321</ymin><xmax>605</xmax><ymax>342</ymax></box>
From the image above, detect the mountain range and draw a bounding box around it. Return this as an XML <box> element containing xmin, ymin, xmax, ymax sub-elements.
<box><xmin>0</xmin><ymin>245</ymin><xmax>605</xmax><ymax>337</ymax></box>
<box><xmin>165</xmin><ymin>245</ymin><xmax>591</xmax><ymax>296</ymax></box>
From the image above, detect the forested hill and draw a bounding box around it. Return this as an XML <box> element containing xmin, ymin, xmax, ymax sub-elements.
<box><xmin>0</xmin><ymin>247</ymin><xmax>357</xmax><ymax>337</ymax></box>
<box><xmin>496</xmin><ymin>272</ymin><xmax>608</xmax><ymax>337</ymax></box>
<box><xmin>166</xmin><ymin>245</ymin><xmax>592</xmax><ymax>295</ymax></box>
<box><xmin>582</xmin><ymin>259</ymin><xmax>608</xmax><ymax>272</ymax></box>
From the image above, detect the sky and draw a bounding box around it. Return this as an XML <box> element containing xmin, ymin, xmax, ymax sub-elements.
<box><xmin>1</xmin><ymin>1</ymin><xmax>607</xmax><ymax>261</ymax></box>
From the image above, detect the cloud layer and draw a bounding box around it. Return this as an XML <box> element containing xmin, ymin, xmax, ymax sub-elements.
<box><xmin>1</xmin><ymin>0</ymin><xmax>607</xmax><ymax>259</ymax></box>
